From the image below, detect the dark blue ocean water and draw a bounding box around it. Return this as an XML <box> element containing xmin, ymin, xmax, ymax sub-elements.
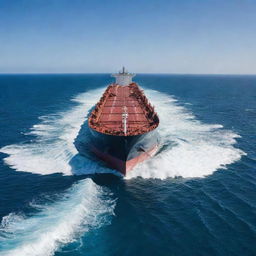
<box><xmin>0</xmin><ymin>74</ymin><xmax>256</xmax><ymax>256</ymax></box>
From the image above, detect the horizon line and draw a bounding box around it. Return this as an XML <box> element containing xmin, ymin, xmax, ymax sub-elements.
<box><xmin>0</xmin><ymin>72</ymin><xmax>256</xmax><ymax>76</ymax></box>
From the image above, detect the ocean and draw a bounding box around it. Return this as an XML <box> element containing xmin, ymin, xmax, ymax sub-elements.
<box><xmin>0</xmin><ymin>74</ymin><xmax>255</xmax><ymax>256</ymax></box>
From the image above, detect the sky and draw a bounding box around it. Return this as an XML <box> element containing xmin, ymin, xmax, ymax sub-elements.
<box><xmin>0</xmin><ymin>0</ymin><xmax>255</xmax><ymax>74</ymax></box>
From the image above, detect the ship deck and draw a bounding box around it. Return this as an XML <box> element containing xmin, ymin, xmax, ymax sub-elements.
<box><xmin>99</xmin><ymin>85</ymin><xmax>148</xmax><ymax>129</ymax></box>
<box><xmin>89</xmin><ymin>83</ymin><xmax>159</xmax><ymax>136</ymax></box>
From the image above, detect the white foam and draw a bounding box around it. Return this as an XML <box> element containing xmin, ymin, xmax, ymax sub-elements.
<box><xmin>0</xmin><ymin>88</ymin><xmax>118</xmax><ymax>176</ymax></box>
<box><xmin>0</xmin><ymin>87</ymin><xmax>245</xmax><ymax>179</ymax></box>
<box><xmin>126</xmin><ymin>89</ymin><xmax>245</xmax><ymax>179</ymax></box>
<box><xmin>0</xmin><ymin>179</ymin><xmax>116</xmax><ymax>256</ymax></box>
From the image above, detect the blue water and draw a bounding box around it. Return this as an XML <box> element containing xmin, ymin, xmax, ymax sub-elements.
<box><xmin>0</xmin><ymin>74</ymin><xmax>255</xmax><ymax>255</ymax></box>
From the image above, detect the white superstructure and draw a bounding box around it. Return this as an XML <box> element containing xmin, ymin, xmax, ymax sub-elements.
<box><xmin>111</xmin><ymin>67</ymin><xmax>135</xmax><ymax>86</ymax></box>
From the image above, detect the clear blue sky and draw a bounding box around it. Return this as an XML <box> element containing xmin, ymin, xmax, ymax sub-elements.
<box><xmin>0</xmin><ymin>0</ymin><xmax>255</xmax><ymax>74</ymax></box>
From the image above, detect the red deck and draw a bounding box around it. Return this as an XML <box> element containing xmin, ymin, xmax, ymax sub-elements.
<box><xmin>89</xmin><ymin>83</ymin><xmax>159</xmax><ymax>136</ymax></box>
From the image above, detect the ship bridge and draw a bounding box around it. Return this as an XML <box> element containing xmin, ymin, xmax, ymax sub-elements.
<box><xmin>111</xmin><ymin>67</ymin><xmax>135</xmax><ymax>86</ymax></box>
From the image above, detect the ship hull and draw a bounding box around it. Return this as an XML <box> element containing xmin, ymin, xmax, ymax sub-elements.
<box><xmin>88</xmin><ymin>128</ymin><xmax>159</xmax><ymax>175</ymax></box>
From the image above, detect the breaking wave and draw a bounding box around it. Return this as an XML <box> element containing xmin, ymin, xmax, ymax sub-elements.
<box><xmin>126</xmin><ymin>89</ymin><xmax>245</xmax><ymax>179</ymax></box>
<box><xmin>0</xmin><ymin>179</ymin><xmax>116</xmax><ymax>256</ymax></box>
<box><xmin>0</xmin><ymin>88</ymin><xmax>118</xmax><ymax>176</ymax></box>
<box><xmin>0</xmin><ymin>87</ymin><xmax>245</xmax><ymax>179</ymax></box>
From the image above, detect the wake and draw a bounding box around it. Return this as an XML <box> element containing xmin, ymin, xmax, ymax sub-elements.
<box><xmin>0</xmin><ymin>87</ymin><xmax>245</xmax><ymax>179</ymax></box>
<box><xmin>0</xmin><ymin>86</ymin><xmax>245</xmax><ymax>254</ymax></box>
<box><xmin>0</xmin><ymin>179</ymin><xmax>116</xmax><ymax>256</ymax></box>
<box><xmin>126</xmin><ymin>90</ymin><xmax>245</xmax><ymax>179</ymax></box>
<box><xmin>0</xmin><ymin>89</ymin><xmax>117</xmax><ymax>256</ymax></box>
<box><xmin>0</xmin><ymin>88</ymin><xmax>117</xmax><ymax>176</ymax></box>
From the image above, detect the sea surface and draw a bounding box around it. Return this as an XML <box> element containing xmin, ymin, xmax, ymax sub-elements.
<box><xmin>0</xmin><ymin>74</ymin><xmax>255</xmax><ymax>256</ymax></box>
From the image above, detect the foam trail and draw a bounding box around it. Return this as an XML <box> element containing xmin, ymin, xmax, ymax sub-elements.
<box><xmin>0</xmin><ymin>87</ymin><xmax>245</xmax><ymax>179</ymax></box>
<box><xmin>126</xmin><ymin>89</ymin><xmax>245</xmax><ymax>179</ymax></box>
<box><xmin>0</xmin><ymin>88</ymin><xmax>117</xmax><ymax>176</ymax></box>
<box><xmin>0</xmin><ymin>179</ymin><xmax>116</xmax><ymax>256</ymax></box>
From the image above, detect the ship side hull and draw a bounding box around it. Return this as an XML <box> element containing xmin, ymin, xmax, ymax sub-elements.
<box><xmin>88</xmin><ymin>128</ymin><xmax>159</xmax><ymax>175</ymax></box>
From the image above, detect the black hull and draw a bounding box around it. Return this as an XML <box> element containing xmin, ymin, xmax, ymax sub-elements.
<box><xmin>89</xmin><ymin>128</ymin><xmax>159</xmax><ymax>161</ymax></box>
<box><xmin>74</xmin><ymin>123</ymin><xmax>159</xmax><ymax>175</ymax></box>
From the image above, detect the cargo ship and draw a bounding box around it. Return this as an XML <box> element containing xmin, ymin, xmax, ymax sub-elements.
<box><xmin>79</xmin><ymin>68</ymin><xmax>159</xmax><ymax>175</ymax></box>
